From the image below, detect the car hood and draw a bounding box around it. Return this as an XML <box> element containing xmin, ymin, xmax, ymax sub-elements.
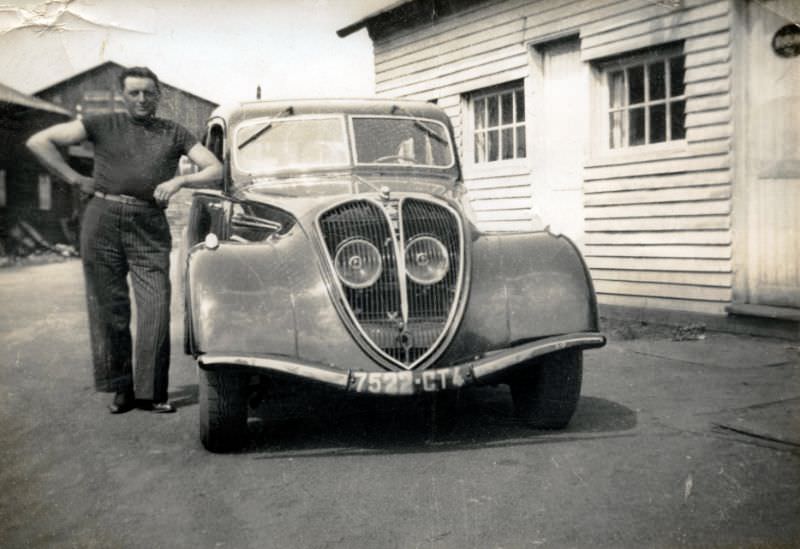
<box><xmin>232</xmin><ymin>173</ymin><xmax>464</xmax><ymax>222</ymax></box>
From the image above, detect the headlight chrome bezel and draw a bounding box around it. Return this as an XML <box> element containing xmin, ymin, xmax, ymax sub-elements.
<box><xmin>333</xmin><ymin>238</ymin><xmax>383</xmax><ymax>289</ymax></box>
<box><xmin>405</xmin><ymin>235</ymin><xmax>449</xmax><ymax>286</ymax></box>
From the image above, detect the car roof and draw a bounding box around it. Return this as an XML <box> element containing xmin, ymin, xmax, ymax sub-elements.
<box><xmin>209</xmin><ymin>98</ymin><xmax>451</xmax><ymax>127</ymax></box>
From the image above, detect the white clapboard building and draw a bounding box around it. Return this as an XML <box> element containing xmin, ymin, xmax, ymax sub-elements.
<box><xmin>339</xmin><ymin>0</ymin><xmax>799</xmax><ymax>337</ymax></box>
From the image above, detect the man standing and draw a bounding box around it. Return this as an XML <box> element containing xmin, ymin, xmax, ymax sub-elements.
<box><xmin>27</xmin><ymin>66</ymin><xmax>222</xmax><ymax>414</ymax></box>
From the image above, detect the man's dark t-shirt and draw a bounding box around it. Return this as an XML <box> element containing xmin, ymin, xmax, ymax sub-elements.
<box><xmin>82</xmin><ymin>113</ymin><xmax>197</xmax><ymax>201</ymax></box>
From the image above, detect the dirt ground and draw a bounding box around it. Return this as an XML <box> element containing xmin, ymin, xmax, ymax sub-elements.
<box><xmin>1</xmin><ymin>259</ymin><xmax>798</xmax><ymax>548</ymax></box>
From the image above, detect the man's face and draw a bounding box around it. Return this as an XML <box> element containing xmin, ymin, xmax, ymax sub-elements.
<box><xmin>122</xmin><ymin>76</ymin><xmax>160</xmax><ymax>120</ymax></box>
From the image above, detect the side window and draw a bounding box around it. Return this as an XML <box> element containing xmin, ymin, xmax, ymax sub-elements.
<box><xmin>206</xmin><ymin>124</ymin><xmax>225</xmax><ymax>162</ymax></box>
<box><xmin>601</xmin><ymin>45</ymin><xmax>686</xmax><ymax>149</ymax></box>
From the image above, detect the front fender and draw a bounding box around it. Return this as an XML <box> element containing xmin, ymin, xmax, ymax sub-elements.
<box><xmin>185</xmin><ymin>226</ymin><xmax>378</xmax><ymax>370</ymax></box>
<box><xmin>438</xmin><ymin>230</ymin><xmax>599</xmax><ymax>364</ymax></box>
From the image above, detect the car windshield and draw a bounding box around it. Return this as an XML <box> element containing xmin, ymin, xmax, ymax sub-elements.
<box><xmin>234</xmin><ymin>116</ymin><xmax>350</xmax><ymax>173</ymax></box>
<box><xmin>351</xmin><ymin>116</ymin><xmax>453</xmax><ymax>168</ymax></box>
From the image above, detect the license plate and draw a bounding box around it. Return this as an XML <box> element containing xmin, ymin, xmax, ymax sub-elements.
<box><xmin>350</xmin><ymin>366</ymin><xmax>472</xmax><ymax>395</ymax></box>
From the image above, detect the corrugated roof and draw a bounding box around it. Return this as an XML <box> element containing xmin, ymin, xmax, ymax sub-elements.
<box><xmin>0</xmin><ymin>82</ymin><xmax>71</xmax><ymax>116</ymax></box>
<box><xmin>336</xmin><ymin>0</ymin><xmax>413</xmax><ymax>37</ymax></box>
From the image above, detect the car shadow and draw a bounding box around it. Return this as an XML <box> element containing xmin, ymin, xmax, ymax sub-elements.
<box><xmin>168</xmin><ymin>384</ymin><xmax>199</xmax><ymax>409</ymax></box>
<box><xmin>245</xmin><ymin>386</ymin><xmax>637</xmax><ymax>458</ymax></box>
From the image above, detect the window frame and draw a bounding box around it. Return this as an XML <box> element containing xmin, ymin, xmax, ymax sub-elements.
<box><xmin>463</xmin><ymin>80</ymin><xmax>528</xmax><ymax>175</ymax></box>
<box><xmin>593</xmin><ymin>43</ymin><xmax>688</xmax><ymax>157</ymax></box>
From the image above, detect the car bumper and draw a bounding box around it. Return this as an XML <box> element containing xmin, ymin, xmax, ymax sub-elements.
<box><xmin>197</xmin><ymin>332</ymin><xmax>606</xmax><ymax>395</ymax></box>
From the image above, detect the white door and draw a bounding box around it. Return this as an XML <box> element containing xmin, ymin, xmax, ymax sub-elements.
<box><xmin>745</xmin><ymin>0</ymin><xmax>800</xmax><ymax>307</ymax></box>
<box><xmin>531</xmin><ymin>37</ymin><xmax>588</xmax><ymax>248</ymax></box>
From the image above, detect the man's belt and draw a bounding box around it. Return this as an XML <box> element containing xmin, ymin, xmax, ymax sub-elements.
<box><xmin>94</xmin><ymin>191</ymin><xmax>156</xmax><ymax>207</ymax></box>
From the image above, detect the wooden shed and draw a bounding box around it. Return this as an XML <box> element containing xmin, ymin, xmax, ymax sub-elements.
<box><xmin>0</xmin><ymin>82</ymin><xmax>73</xmax><ymax>252</ymax></box>
<box><xmin>339</xmin><ymin>0</ymin><xmax>799</xmax><ymax>337</ymax></box>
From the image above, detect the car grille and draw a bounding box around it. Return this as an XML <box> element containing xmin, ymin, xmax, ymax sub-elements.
<box><xmin>318</xmin><ymin>197</ymin><xmax>463</xmax><ymax>369</ymax></box>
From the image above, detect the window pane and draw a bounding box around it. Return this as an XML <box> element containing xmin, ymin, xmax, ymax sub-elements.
<box><xmin>474</xmin><ymin>98</ymin><xmax>486</xmax><ymax>129</ymax></box>
<box><xmin>488</xmin><ymin>96</ymin><xmax>499</xmax><ymax>127</ymax></box>
<box><xmin>648</xmin><ymin>61</ymin><xmax>665</xmax><ymax>100</ymax></box>
<box><xmin>629</xmin><ymin>107</ymin><xmax>645</xmax><ymax>146</ymax></box>
<box><xmin>474</xmin><ymin>131</ymin><xmax>486</xmax><ymax>163</ymax></box>
<box><xmin>516</xmin><ymin>126</ymin><xmax>526</xmax><ymax>158</ymax></box>
<box><xmin>669</xmin><ymin>56</ymin><xmax>685</xmax><ymax>97</ymax></box>
<box><xmin>670</xmin><ymin>100</ymin><xmax>686</xmax><ymax>140</ymax></box>
<box><xmin>610</xmin><ymin>111</ymin><xmax>625</xmax><ymax>148</ymax></box>
<box><xmin>628</xmin><ymin>65</ymin><xmax>645</xmax><ymax>104</ymax></box>
<box><xmin>488</xmin><ymin>130</ymin><xmax>499</xmax><ymax>162</ymax></box>
<box><xmin>501</xmin><ymin>92</ymin><xmax>513</xmax><ymax>125</ymax></box>
<box><xmin>609</xmin><ymin>70</ymin><xmax>625</xmax><ymax>108</ymax></box>
<box><xmin>515</xmin><ymin>89</ymin><xmax>525</xmax><ymax>121</ymax></box>
<box><xmin>650</xmin><ymin>104</ymin><xmax>666</xmax><ymax>143</ymax></box>
<box><xmin>501</xmin><ymin>128</ymin><xmax>514</xmax><ymax>159</ymax></box>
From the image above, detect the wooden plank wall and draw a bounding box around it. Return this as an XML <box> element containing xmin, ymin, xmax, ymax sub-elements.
<box><xmin>369</xmin><ymin>0</ymin><xmax>734</xmax><ymax>316</ymax></box>
<box><xmin>581</xmin><ymin>0</ymin><xmax>733</xmax><ymax>315</ymax></box>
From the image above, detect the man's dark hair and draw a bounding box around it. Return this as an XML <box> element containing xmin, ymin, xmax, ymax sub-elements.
<box><xmin>118</xmin><ymin>66</ymin><xmax>161</xmax><ymax>93</ymax></box>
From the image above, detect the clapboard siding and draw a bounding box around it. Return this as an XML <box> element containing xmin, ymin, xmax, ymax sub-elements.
<box><xmin>594</xmin><ymin>280</ymin><xmax>732</xmax><ymax>301</ymax></box>
<box><xmin>582</xmin><ymin>2</ymin><xmax>734</xmax><ymax>314</ymax></box>
<box><xmin>597</xmin><ymin>294</ymin><xmax>729</xmax><ymax>315</ymax></box>
<box><xmin>592</xmin><ymin>269</ymin><xmax>733</xmax><ymax>286</ymax></box>
<box><xmin>686</xmin><ymin>76</ymin><xmax>730</xmax><ymax>97</ymax></box>
<box><xmin>377</xmin><ymin>54</ymin><xmax>528</xmax><ymax>97</ymax></box>
<box><xmin>585</xmin><ymin>230</ymin><xmax>731</xmax><ymax>245</ymax></box>
<box><xmin>464</xmin><ymin>171</ymin><xmax>534</xmax><ymax>227</ymax></box>
<box><xmin>376</xmin><ymin>43</ymin><xmax>526</xmax><ymax>94</ymax></box>
<box><xmin>584</xmin><ymin>185</ymin><xmax>730</xmax><ymax>206</ymax></box>
<box><xmin>585</xmin><ymin>200</ymin><xmax>730</xmax><ymax>219</ymax></box>
<box><xmin>584</xmin><ymin>151</ymin><xmax>730</xmax><ymax>180</ymax></box>
<box><xmin>368</xmin><ymin>0</ymin><xmax>736</xmax><ymax>316</ymax></box>
<box><xmin>584</xmin><ymin>170</ymin><xmax>730</xmax><ymax>193</ymax></box>
<box><xmin>685</xmin><ymin>108</ymin><xmax>731</xmax><ymax>128</ymax></box>
<box><xmin>376</xmin><ymin>21</ymin><xmax>526</xmax><ymax>80</ymax></box>
<box><xmin>686</xmin><ymin>124</ymin><xmax>732</xmax><ymax>143</ymax></box>
<box><xmin>585</xmin><ymin>215</ymin><xmax>730</xmax><ymax>232</ymax></box>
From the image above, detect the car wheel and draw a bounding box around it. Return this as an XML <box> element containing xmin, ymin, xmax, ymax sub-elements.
<box><xmin>509</xmin><ymin>350</ymin><xmax>582</xmax><ymax>429</ymax></box>
<box><xmin>199</xmin><ymin>367</ymin><xmax>249</xmax><ymax>453</ymax></box>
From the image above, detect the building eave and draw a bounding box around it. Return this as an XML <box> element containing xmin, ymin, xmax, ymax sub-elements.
<box><xmin>336</xmin><ymin>0</ymin><xmax>413</xmax><ymax>37</ymax></box>
<box><xmin>0</xmin><ymin>82</ymin><xmax>72</xmax><ymax>117</ymax></box>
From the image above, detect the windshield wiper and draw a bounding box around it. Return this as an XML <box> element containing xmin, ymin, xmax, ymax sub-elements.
<box><xmin>237</xmin><ymin>106</ymin><xmax>294</xmax><ymax>150</ymax></box>
<box><xmin>390</xmin><ymin>104</ymin><xmax>448</xmax><ymax>145</ymax></box>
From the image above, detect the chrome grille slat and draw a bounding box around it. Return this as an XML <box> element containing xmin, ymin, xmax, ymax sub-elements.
<box><xmin>318</xmin><ymin>197</ymin><xmax>463</xmax><ymax>369</ymax></box>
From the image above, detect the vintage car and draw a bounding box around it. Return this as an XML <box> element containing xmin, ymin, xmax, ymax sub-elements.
<box><xmin>182</xmin><ymin>99</ymin><xmax>605</xmax><ymax>452</ymax></box>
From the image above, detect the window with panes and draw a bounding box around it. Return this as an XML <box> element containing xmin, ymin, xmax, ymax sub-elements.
<box><xmin>606</xmin><ymin>50</ymin><xmax>686</xmax><ymax>148</ymax></box>
<box><xmin>471</xmin><ymin>82</ymin><xmax>526</xmax><ymax>163</ymax></box>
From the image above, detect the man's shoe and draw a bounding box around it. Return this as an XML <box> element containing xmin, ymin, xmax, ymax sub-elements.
<box><xmin>150</xmin><ymin>402</ymin><xmax>176</xmax><ymax>414</ymax></box>
<box><xmin>109</xmin><ymin>390</ymin><xmax>135</xmax><ymax>414</ymax></box>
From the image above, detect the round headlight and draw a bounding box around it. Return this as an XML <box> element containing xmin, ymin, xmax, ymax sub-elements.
<box><xmin>405</xmin><ymin>236</ymin><xmax>449</xmax><ymax>285</ymax></box>
<box><xmin>334</xmin><ymin>238</ymin><xmax>382</xmax><ymax>288</ymax></box>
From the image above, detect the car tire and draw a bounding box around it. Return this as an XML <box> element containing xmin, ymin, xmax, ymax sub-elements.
<box><xmin>199</xmin><ymin>367</ymin><xmax>249</xmax><ymax>453</ymax></box>
<box><xmin>509</xmin><ymin>350</ymin><xmax>582</xmax><ymax>429</ymax></box>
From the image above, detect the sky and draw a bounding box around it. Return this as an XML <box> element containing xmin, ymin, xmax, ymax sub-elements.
<box><xmin>0</xmin><ymin>0</ymin><xmax>394</xmax><ymax>105</ymax></box>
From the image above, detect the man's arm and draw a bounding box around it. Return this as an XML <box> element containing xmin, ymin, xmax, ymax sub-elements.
<box><xmin>153</xmin><ymin>143</ymin><xmax>222</xmax><ymax>205</ymax></box>
<box><xmin>26</xmin><ymin>120</ymin><xmax>95</xmax><ymax>194</ymax></box>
